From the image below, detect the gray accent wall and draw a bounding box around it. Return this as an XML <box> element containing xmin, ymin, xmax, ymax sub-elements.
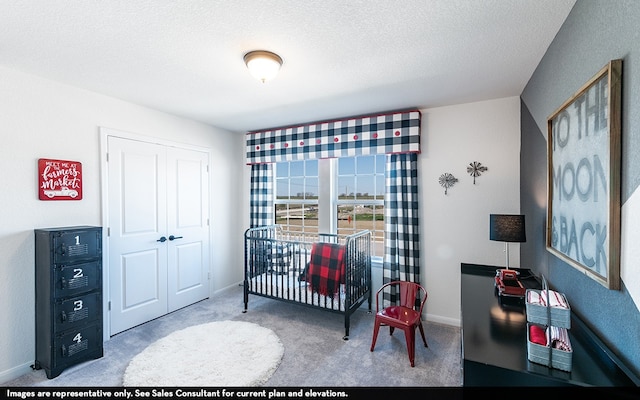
<box><xmin>520</xmin><ymin>0</ymin><xmax>640</xmax><ymax>377</ymax></box>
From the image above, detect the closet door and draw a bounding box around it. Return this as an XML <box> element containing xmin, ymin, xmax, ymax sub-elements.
<box><xmin>107</xmin><ymin>136</ymin><xmax>210</xmax><ymax>335</ymax></box>
<box><xmin>107</xmin><ymin>137</ymin><xmax>168</xmax><ymax>335</ymax></box>
<box><xmin>166</xmin><ymin>147</ymin><xmax>210</xmax><ymax>312</ymax></box>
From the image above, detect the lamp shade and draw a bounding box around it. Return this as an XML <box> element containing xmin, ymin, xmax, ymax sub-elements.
<box><xmin>244</xmin><ymin>50</ymin><xmax>283</xmax><ymax>83</ymax></box>
<box><xmin>490</xmin><ymin>214</ymin><xmax>526</xmax><ymax>243</ymax></box>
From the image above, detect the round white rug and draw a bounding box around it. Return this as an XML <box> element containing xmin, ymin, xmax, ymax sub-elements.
<box><xmin>123</xmin><ymin>320</ymin><xmax>284</xmax><ymax>387</ymax></box>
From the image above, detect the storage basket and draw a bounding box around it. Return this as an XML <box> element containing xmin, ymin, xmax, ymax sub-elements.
<box><xmin>527</xmin><ymin>323</ymin><xmax>573</xmax><ymax>372</ymax></box>
<box><xmin>525</xmin><ymin>289</ymin><xmax>571</xmax><ymax>329</ymax></box>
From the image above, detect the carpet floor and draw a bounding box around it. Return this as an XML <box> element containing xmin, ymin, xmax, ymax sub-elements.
<box><xmin>5</xmin><ymin>283</ymin><xmax>463</xmax><ymax>387</ymax></box>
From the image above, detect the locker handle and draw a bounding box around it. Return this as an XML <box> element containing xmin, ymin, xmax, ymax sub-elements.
<box><xmin>169</xmin><ymin>235</ymin><xmax>183</xmax><ymax>241</ymax></box>
<box><xmin>157</xmin><ymin>236</ymin><xmax>167</xmax><ymax>243</ymax></box>
<box><xmin>61</xmin><ymin>311</ymin><xmax>67</xmax><ymax>322</ymax></box>
<box><xmin>60</xmin><ymin>276</ymin><xmax>67</xmax><ymax>289</ymax></box>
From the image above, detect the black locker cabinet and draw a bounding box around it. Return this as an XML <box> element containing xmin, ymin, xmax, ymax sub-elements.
<box><xmin>34</xmin><ymin>226</ymin><xmax>103</xmax><ymax>379</ymax></box>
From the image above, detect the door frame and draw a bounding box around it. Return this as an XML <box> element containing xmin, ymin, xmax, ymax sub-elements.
<box><xmin>99</xmin><ymin>127</ymin><xmax>212</xmax><ymax>340</ymax></box>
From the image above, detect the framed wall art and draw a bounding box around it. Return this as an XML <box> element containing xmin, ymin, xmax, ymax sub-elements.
<box><xmin>38</xmin><ymin>158</ymin><xmax>83</xmax><ymax>200</ymax></box>
<box><xmin>546</xmin><ymin>59</ymin><xmax>622</xmax><ymax>290</ymax></box>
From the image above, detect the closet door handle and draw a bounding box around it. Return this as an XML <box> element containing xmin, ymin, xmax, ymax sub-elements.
<box><xmin>157</xmin><ymin>236</ymin><xmax>167</xmax><ymax>243</ymax></box>
<box><xmin>169</xmin><ymin>235</ymin><xmax>183</xmax><ymax>241</ymax></box>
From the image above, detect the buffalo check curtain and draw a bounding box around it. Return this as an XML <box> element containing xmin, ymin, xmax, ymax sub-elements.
<box><xmin>248</xmin><ymin>111</ymin><xmax>421</xmax><ymax>297</ymax></box>
<box><xmin>249</xmin><ymin>163</ymin><xmax>273</xmax><ymax>228</ymax></box>
<box><xmin>382</xmin><ymin>153</ymin><xmax>421</xmax><ymax>307</ymax></box>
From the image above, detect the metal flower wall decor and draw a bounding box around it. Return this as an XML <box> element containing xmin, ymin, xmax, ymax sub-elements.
<box><xmin>438</xmin><ymin>172</ymin><xmax>458</xmax><ymax>194</ymax></box>
<box><xmin>467</xmin><ymin>161</ymin><xmax>488</xmax><ymax>184</ymax></box>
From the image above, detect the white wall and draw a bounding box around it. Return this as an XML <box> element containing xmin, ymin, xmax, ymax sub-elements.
<box><xmin>0</xmin><ymin>66</ymin><xmax>243</xmax><ymax>383</ymax></box>
<box><xmin>621</xmin><ymin>189</ymin><xmax>640</xmax><ymax>308</ymax></box>
<box><xmin>419</xmin><ymin>97</ymin><xmax>522</xmax><ymax>326</ymax></box>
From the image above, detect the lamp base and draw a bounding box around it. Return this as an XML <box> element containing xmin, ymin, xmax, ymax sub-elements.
<box><xmin>504</xmin><ymin>242</ymin><xmax>510</xmax><ymax>269</ymax></box>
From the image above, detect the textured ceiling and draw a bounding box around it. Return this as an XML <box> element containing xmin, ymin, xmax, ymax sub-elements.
<box><xmin>0</xmin><ymin>0</ymin><xmax>576</xmax><ymax>133</ymax></box>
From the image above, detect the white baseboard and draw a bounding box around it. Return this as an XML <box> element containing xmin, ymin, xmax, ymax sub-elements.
<box><xmin>425</xmin><ymin>314</ymin><xmax>461</xmax><ymax>328</ymax></box>
<box><xmin>0</xmin><ymin>361</ymin><xmax>33</xmax><ymax>385</ymax></box>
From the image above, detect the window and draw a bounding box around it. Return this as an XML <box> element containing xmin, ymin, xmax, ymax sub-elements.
<box><xmin>337</xmin><ymin>155</ymin><xmax>385</xmax><ymax>257</ymax></box>
<box><xmin>274</xmin><ymin>155</ymin><xmax>385</xmax><ymax>257</ymax></box>
<box><xmin>275</xmin><ymin>159</ymin><xmax>319</xmax><ymax>234</ymax></box>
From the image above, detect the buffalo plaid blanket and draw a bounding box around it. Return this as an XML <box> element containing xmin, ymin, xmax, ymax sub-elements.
<box><xmin>307</xmin><ymin>242</ymin><xmax>346</xmax><ymax>297</ymax></box>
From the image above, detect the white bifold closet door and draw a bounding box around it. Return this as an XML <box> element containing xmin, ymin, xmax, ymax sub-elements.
<box><xmin>106</xmin><ymin>135</ymin><xmax>210</xmax><ymax>335</ymax></box>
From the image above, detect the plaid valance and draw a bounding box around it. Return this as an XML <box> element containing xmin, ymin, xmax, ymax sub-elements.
<box><xmin>246</xmin><ymin>109</ymin><xmax>421</xmax><ymax>164</ymax></box>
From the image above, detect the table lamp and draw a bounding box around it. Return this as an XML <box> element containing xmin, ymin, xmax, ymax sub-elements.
<box><xmin>490</xmin><ymin>214</ymin><xmax>526</xmax><ymax>269</ymax></box>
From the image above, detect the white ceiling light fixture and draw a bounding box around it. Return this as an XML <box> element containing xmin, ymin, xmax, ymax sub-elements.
<box><xmin>244</xmin><ymin>50</ymin><xmax>283</xmax><ymax>83</ymax></box>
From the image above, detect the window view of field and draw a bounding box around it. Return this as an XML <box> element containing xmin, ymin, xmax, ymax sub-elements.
<box><xmin>275</xmin><ymin>199</ymin><xmax>384</xmax><ymax>257</ymax></box>
<box><xmin>275</xmin><ymin>155</ymin><xmax>386</xmax><ymax>258</ymax></box>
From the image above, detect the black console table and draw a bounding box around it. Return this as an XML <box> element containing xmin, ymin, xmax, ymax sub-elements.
<box><xmin>461</xmin><ymin>263</ymin><xmax>639</xmax><ymax>387</ymax></box>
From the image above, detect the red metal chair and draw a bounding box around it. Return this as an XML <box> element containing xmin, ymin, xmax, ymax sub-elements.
<box><xmin>370</xmin><ymin>280</ymin><xmax>428</xmax><ymax>367</ymax></box>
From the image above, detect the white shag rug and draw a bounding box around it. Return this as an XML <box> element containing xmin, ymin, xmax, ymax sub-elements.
<box><xmin>123</xmin><ymin>320</ymin><xmax>284</xmax><ymax>387</ymax></box>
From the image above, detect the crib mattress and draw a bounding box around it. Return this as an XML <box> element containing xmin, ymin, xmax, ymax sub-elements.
<box><xmin>248</xmin><ymin>272</ymin><xmax>346</xmax><ymax>311</ymax></box>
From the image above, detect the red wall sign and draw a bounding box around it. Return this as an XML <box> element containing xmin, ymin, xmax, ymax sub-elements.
<box><xmin>38</xmin><ymin>158</ymin><xmax>83</xmax><ymax>201</ymax></box>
